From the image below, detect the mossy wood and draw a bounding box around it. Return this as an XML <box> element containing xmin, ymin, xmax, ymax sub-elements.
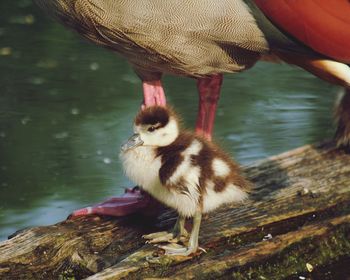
<box><xmin>0</xmin><ymin>142</ymin><xmax>349</xmax><ymax>279</ymax></box>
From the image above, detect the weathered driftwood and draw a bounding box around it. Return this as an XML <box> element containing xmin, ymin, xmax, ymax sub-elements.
<box><xmin>0</xmin><ymin>141</ymin><xmax>349</xmax><ymax>279</ymax></box>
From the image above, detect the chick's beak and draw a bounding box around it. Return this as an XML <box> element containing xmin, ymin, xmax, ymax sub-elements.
<box><xmin>121</xmin><ymin>133</ymin><xmax>144</xmax><ymax>152</ymax></box>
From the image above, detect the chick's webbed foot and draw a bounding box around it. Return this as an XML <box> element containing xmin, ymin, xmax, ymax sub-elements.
<box><xmin>150</xmin><ymin>211</ymin><xmax>203</xmax><ymax>257</ymax></box>
<box><xmin>143</xmin><ymin>231</ymin><xmax>177</xmax><ymax>244</ymax></box>
<box><xmin>157</xmin><ymin>243</ymin><xmax>199</xmax><ymax>256</ymax></box>
<box><xmin>143</xmin><ymin>215</ymin><xmax>188</xmax><ymax>244</ymax></box>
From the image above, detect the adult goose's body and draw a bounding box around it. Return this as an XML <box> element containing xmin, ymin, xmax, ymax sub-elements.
<box><xmin>34</xmin><ymin>0</ymin><xmax>273</xmax><ymax>79</ymax></box>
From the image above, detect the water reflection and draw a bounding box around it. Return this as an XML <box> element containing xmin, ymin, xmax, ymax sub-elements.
<box><xmin>0</xmin><ymin>0</ymin><xmax>336</xmax><ymax>240</ymax></box>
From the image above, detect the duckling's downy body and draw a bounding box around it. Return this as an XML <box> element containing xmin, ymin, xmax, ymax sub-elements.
<box><xmin>122</xmin><ymin>130</ymin><xmax>249</xmax><ymax>217</ymax></box>
<box><xmin>120</xmin><ymin>106</ymin><xmax>250</xmax><ymax>255</ymax></box>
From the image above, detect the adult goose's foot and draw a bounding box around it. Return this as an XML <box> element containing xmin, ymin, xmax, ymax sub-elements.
<box><xmin>68</xmin><ymin>187</ymin><xmax>161</xmax><ymax>219</ymax></box>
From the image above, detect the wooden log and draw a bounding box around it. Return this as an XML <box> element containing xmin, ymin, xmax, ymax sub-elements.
<box><xmin>0</xmin><ymin>141</ymin><xmax>349</xmax><ymax>279</ymax></box>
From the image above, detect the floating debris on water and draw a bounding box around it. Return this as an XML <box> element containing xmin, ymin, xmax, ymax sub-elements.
<box><xmin>10</xmin><ymin>14</ymin><xmax>35</xmax><ymax>25</ymax></box>
<box><xmin>49</xmin><ymin>89</ymin><xmax>59</xmax><ymax>96</ymax></box>
<box><xmin>37</xmin><ymin>59</ymin><xmax>58</xmax><ymax>69</ymax></box>
<box><xmin>29</xmin><ymin>77</ymin><xmax>45</xmax><ymax>85</ymax></box>
<box><xmin>0</xmin><ymin>47</ymin><xmax>12</xmax><ymax>56</ymax></box>
<box><xmin>24</xmin><ymin>14</ymin><xmax>35</xmax><ymax>24</ymax></box>
<box><xmin>54</xmin><ymin>132</ymin><xmax>69</xmax><ymax>139</ymax></box>
<box><xmin>90</xmin><ymin>62</ymin><xmax>99</xmax><ymax>71</ymax></box>
<box><xmin>21</xmin><ymin>116</ymin><xmax>31</xmax><ymax>125</ymax></box>
<box><xmin>103</xmin><ymin>157</ymin><xmax>112</xmax><ymax>164</ymax></box>
<box><xmin>70</xmin><ymin>108</ymin><xmax>80</xmax><ymax>115</ymax></box>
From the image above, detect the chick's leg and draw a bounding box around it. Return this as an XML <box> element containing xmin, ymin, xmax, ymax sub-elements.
<box><xmin>143</xmin><ymin>215</ymin><xmax>188</xmax><ymax>244</ymax></box>
<box><xmin>175</xmin><ymin>215</ymin><xmax>188</xmax><ymax>238</ymax></box>
<box><xmin>160</xmin><ymin>211</ymin><xmax>202</xmax><ymax>256</ymax></box>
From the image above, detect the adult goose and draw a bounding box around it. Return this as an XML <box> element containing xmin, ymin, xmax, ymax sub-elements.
<box><xmin>34</xmin><ymin>0</ymin><xmax>350</xmax><ymax>217</ymax></box>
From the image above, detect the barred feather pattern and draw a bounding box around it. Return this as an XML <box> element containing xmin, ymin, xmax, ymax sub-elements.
<box><xmin>34</xmin><ymin>0</ymin><xmax>269</xmax><ymax>79</ymax></box>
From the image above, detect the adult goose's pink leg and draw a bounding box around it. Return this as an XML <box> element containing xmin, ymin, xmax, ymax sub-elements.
<box><xmin>69</xmin><ymin>80</ymin><xmax>166</xmax><ymax>219</ymax></box>
<box><xmin>195</xmin><ymin>74</ymin><xmax>223</xmax><ymax>141</ymax></box>
<box><xmin>142</xmin><ymin>80</ymin><xmax>167</xmax><ymax>108</ymax></box>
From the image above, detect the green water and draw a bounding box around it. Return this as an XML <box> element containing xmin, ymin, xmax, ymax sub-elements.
<box><xmin>0</xmin><ymin>0</ymin><xmax>337</xmax><ymax>240</ymax></box>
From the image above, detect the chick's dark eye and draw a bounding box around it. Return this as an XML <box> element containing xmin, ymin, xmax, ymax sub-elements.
<box><xmin>148</xmin><ymin>126</ymin><xmax>156</xmax><ymax>132</ymax></box>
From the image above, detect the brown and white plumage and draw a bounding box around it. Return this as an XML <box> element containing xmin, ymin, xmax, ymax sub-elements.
<box><xmin>34</xmin><ymin>0</ymin><xmax>269</xmax><ymax>79</ymax></box>
<box><xmin>120</xmin><ymin>106</ymin><xmax>250</xmax><ymax>255</ymax></box>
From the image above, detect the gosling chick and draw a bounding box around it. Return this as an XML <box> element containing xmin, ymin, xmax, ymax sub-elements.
<box><xmin>120</xmin><ymin>106</ymin><xmax>251</xmax><ymax>256</ymax></box>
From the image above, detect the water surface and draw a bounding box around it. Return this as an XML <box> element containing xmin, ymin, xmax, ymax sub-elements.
<box><xmin>0</xmin><ymin>0</ymin><xmax>337</xmax><ymax>240</ymax></box>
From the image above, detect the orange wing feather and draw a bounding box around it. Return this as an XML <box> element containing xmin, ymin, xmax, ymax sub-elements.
<box><xmin>254</xmin><ymin>0</ymin><xmax>350</xmax><ymax>63</ymax></box>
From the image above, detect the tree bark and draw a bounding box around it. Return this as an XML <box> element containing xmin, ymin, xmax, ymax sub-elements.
<box><xmin>0</xmin><ymin>141</ymin><xmax>349</xmax><ymax>279</ymax></box>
